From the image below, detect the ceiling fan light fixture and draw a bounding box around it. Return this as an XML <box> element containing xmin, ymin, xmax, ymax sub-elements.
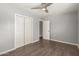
<box><xmin>31</xmin><ymin>3</ymin><xmax>53</xmax><ymax>13</ymax></box>
<box><xmin>42</xmin><ymin>8</ymin><xmax>46</xmax><ymax>10</ymax></box>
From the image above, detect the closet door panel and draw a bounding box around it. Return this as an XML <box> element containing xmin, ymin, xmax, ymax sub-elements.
<box><xmin>15</xmin><ymin>15</ymin><xmax>33</xmax><ymax>48</ymax></box>
<box><xmin>15</xmin><ymin>15</ymin><xmax>25</xmax><ymax>48</ymax></box>
<box><xmin>25</xmin><ymin>17</ymin><xmax>33</xmax><ymax>44</ymax></box>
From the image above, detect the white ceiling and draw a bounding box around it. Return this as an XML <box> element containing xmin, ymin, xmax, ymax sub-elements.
<box><xmin>6</xmin><ymin>3</ymin><xmax>78</xmax><ymax>15</ymax></box>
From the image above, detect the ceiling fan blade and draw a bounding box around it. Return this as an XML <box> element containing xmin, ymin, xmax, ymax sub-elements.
<box><xmin>31</xmin><ymin>3</ymin><xmax>53</xmax><ymax>13</ymax></box>
<box><xmin>45</xmin><ymin>3</ymin><xmax>53</xmax><ymax>7</ymax></box>
<box><xmin>31</xmin><ymin>6</ymin><xmax>42</xmax><ymax>9</ymax></box>
<box><xmin>41</xmin><ymin>3</ymin><xmax>46</xmax><ymax>7</ymax></box>
<box><xmin>31</xmin><ymin>4</ymin><xmax>43</xmax><ymax>9</ymax></box>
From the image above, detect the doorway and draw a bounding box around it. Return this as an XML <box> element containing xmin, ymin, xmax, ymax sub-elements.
<box><xmin>39</xmin><ymin>20</ymin><xmax>50</xmax><ymax>40</ymax></box>
<box><xmin>39</xmin><ymin>21</ymin><xmax>43</xmax><ymax>39</ymax></box>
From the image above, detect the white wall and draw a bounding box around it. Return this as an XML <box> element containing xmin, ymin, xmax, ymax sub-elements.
<box><xmin>50</xmin><ymin>12</ymin><xmax>77</xmax><ymax>44</ymax></box>
<box><xmin>0</xmin><ymin>4</ymin><xmax>39</xmax><ymax>53</ymax></box>
<box><xmin>0</xmin><ymin>4</ymin><xmax>15</xmax><ymax>52</ymax></box>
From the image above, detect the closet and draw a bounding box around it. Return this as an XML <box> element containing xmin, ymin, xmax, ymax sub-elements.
<box><xmin>15</xmin><ymin>14</ymin><xmax>33</xmax><ymax>48</ymax></box>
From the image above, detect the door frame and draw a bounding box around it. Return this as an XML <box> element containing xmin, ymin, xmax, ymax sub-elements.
<box><xmin>15</xmin><ymin>13</ymin><xmax>33</xmax><ymax>48</ymax></box>
<box><xmin>39</xmin><ymin>20</ymin><xmax>51</xmax><ymax>40</ymax></box>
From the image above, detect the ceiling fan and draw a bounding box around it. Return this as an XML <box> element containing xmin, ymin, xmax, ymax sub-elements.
<box><xmin>31</xmin><ymin>3</ymin><xmax>53</xmax><ymax>13</ymax></box>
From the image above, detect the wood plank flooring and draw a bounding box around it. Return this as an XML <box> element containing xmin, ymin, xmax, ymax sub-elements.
<box><xmin>1</xmin><ymin>39</ymin><xmax>79</xmax><ymax>56</ymax></box>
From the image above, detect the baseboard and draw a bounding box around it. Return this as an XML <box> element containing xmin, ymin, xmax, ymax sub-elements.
<box><xmin>32</xmin><ymin>39</ymin><xmax>39</xmax><ymax>43</ymax></box>
<box><xmin>0</xmin><ymin>39</ymin><xmax>39</xmax><ymax>55</ymax></box>
<box><xmin>51</xmin><ymin>39</ymin><xmax>78</xmax><ymax>46</ymax></box>
<box><xmin>15</xmin><ymin>44</ymin><xmax>25</xmax><ymax>49</ymax></box>
<box><xmin>0</xmin><ymin>39</ymin><xmax>78</xmax><ymax>55</ymax></box>
<box><xmin>0</xmin><ymin>48</ymin><xmax>16</xmax><ymax>55</ymax></box>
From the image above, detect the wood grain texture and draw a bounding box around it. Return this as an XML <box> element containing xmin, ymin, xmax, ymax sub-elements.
<box><xmin>1</xmin><ymin>39</ymin><xmax>79</xmax><ymax>56</ymax></box>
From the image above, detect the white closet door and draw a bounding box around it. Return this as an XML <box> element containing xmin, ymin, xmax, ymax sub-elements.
<box><xmin>25</xmin><ymin>16</ymin><xmax>33</xmax><ymax>45</ymax></box>
<box><xmin>43</xmin><ymin>20</ymin><xmax>50</xmax><ymax>40</ymax></box>
<box><xmin>15</xmin><ymin>15</ymin><xmax>25</xmax><ymax>48</ymax></box>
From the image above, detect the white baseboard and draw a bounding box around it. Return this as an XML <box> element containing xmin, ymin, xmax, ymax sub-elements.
<box><xmin>0</xmin><ymin>39</ymin><xmax>39</xmax><ymax>55</ymax></box>
<box><xmin>51</xmin><ymin>39</ymin><xmax>78</xmax><ymax>46</ymax></box>
<box><xmin>32</xmin><ymin>39</ymin><xmax>39</xmax><ymax>43</ymax></box>
<box><xmin>0</xmin><ymin>48</ymin><xmax>16</xmax><ymax>55</ymax></box>
<box><xmin>0</xmin><ymin>39</ymin><xmax>78</xmax><ymax>55</ymax></box>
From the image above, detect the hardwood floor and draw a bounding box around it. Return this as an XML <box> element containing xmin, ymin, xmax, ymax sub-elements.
<box><xmin>1</xmin><ymin>39</ymin><xmax>79</xmax><ymax>56</ymax></box>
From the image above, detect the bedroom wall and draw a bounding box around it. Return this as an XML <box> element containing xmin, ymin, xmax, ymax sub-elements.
<box><xmin>50</xmin><ymin>12</ymin><xmax>77</xmax><ymax>44</ymax></box>
<box><xmin>0</xmin><ymin>4</ymin><xmax>39</xmax><ymax>53</ymax></box>
<box><xmin>0</xmin><ymin>4</ymin><xmax>15</xmax><ymax>53</ymax></box>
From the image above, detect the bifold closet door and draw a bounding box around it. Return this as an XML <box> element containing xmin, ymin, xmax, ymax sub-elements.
<box><xmin>25</xmin><ymin>16</ymin><xmax>33</xmax><ymax>45</ymax></box>
<box><xmin>15</xmin><ymin>15</ymin><xmax>25</xmax><ymax>48</ymax></box>
<box><xmin>15</xmin><ymin>14</ymin><xmax>33</xmax><ymax>48</ymax></box>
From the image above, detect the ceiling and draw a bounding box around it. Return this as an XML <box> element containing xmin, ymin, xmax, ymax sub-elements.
<box><xmin>6</xmin><ymin>3</ymin><xmax>78</xmax><ymax>15</ymax></box>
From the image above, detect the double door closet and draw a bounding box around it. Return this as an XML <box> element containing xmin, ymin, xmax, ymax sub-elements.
<box><xmin>15</xmin><ymin>14</ymin><xmax>33</xmax><ymax>48</ymax></box>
